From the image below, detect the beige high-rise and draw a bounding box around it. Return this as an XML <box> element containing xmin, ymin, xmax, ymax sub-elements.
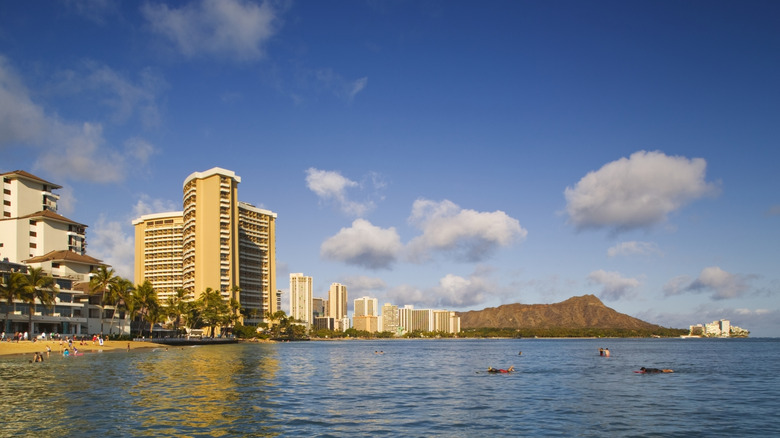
<box><xmin>133</xmin><ymin>167</ymin><xmax>277</xmax><ymax>325</ymax></box>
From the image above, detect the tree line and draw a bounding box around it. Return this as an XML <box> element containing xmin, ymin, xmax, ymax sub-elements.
<box><xmin>2</xmin><ymin>266</ymin><xmax>245</xmax><ymax>338</ymax></box>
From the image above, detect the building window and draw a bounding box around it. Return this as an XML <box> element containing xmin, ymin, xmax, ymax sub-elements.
<box><xmin>3</xmin><ymin>212</ymin><xmax>10</xmax><ymax>217</ymax></box>
<box><xmin>30</xmin><ymin>220</ymin><xmax>37</xmax><ymax>225</ymax></box>
<box><xmin>3</xmin><ymin>189</ymin><xmax>9</xmax><ymax>195</ymax></box>
<box><xmin>30</xmin><ymin>243</ymin><xmax>37</xmax><ymax>248</ymax></box>
<box><xmin>52</xmin><ymin>263</ymin><xmax>60</xmax><ymax>268</ymax></box>
<box><xmin>2</xmin><ymin>200</ymin><xmax>9</xmax><ymax>206</ymax></box>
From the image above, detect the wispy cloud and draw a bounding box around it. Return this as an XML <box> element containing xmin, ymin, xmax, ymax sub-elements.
<box><xmin>565</xmin><ymin>150</ymin><xmax>719</xmax><ymax>232</ymax></box>
<box><xmin>607</xmin><ymin>241</ymin><xmax>662</xmax><ymax>257</ymax></box>
<box><xmin>587</xmin><ymin>269</ymin><xmax>640</xmax><ymax>300</ymax></box>
<box><xmin>141</xmin><ymin>0</ymin><xmax>280</xmax><ymax>61</ymax></box>
<box><xmin>314</xmin><ymin>68</ymin><xmax>368</xmax><ymax>101</ymax></box>
<box><xmin>765</xmin><ymin>205</ymin><xmax>780</xmax><ymax>216</ymax></box>
<box><xmin>0</xmin><ymin>55</ymin><xmax>157</xmax><ymax>184</ymax></box>
<box><xmin>320</xmin><ymin>219</ymin><xmax>403</xmax><ymax>269</ymax></box>
<box><xmin>52</xmin><ymin>62</ymin><xmax>165</xmax><ymax>128</ymax></box>
<box><xmin>63</xmin><ymin>0</ymin><xmax>119</xmax><ymax>24</ymax></box>
<box><xmin>406</xmin><ymin>199</ymin><xmax>527</xmax><ymax>263</ymax></box>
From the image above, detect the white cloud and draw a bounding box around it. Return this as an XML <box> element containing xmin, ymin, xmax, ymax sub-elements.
<box><xmin>664</xmin><ymin>267</ymin><xmax>753</xmax><ymax>300</ymax></box>
<box><xmin>587</xmin><ymin>269</ymin><xmax>640</xmax><ymax>300</ymax></box>
<box><xmin>406</xmin><ymin>199</ymin><xmax>527</xmax><ymax>263</ymax></box>
<box><xmin>87</xmin><ymin>216</ymin><xmax>135</xmax><ymax>279</ymax></box>
<box><xmin>687</xmin><ymin>266</ymin><xmax>751</xmax><ymax>300</ymax></box>
<box><xmin>306</xmin><ymin>168</ymin><xmax>376</xmax><ymax>217</ymax></box>
<box><xmin>607</xmin><ymin>241</ymin><xmax>662</xmax><ymax>257</ymax></box>
<box><xmin>565</xmin><ymin>150</ymin><xmax>718</xmax><ymax>232</ymax></box>
<box><xmin>320</xmin><ymin>219</ymin><xmax>402</xmax><ymax>269</ymax></box>
<box><xmin>142</xmin><ymin>0</ymin><xmax>280</xmax><ymax>61</ymax></box>
<box><xmin>388</xmin><ymin>269</ymin><xmax>497</xmax><ymax>309</ymax></box>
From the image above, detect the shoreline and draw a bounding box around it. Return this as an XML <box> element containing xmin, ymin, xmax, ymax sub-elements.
<box><xmin>0</xmin><ymin>339</ymin><xmax>167</xmax><ymax>357</ymax></box>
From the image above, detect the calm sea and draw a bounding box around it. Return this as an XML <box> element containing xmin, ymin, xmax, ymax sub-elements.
<box><xmin>1</xmin><ymin>338</ymin><xmax>779</xmax><ymax>437</ymax></box>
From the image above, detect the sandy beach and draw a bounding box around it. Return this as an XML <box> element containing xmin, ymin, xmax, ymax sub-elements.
<box><xmin>0</xmin><ymin>339</ymin><xmax>166</xmax><ymax>357</ymax></box>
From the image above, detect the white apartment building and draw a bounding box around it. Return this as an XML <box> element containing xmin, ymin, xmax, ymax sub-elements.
<box><xmin>1</xmin><ymin>170</ymin><xmax>116</xmax><ymax>336</ymax></box>
<box><xmin>290</xmin><ymin>273</ymin><xmax>313</xmax><ymax>326</ymax></box>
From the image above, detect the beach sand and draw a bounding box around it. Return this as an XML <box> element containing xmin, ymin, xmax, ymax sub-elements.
<box><xmin>0</xmin><ymin>339</ymin><xmax>166</xmax><ymax>357</ymax></box>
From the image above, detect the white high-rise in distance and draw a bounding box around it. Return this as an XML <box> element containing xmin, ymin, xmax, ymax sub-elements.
<box><xmin>289</xmin><ymin>273</ymin><xmax>313</xmax><ymax>326</ymax></box>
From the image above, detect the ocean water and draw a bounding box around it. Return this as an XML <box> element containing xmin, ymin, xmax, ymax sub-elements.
<box><xmin>1</xmin><ymin>338</ymin><xmax>779</xmax><ymax>437</ymax></box>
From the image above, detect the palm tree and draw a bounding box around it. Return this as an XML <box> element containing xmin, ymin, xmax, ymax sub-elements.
<box><xmin>165</xmin><ymin>288</ymin><xmax>190</xmax><ymax>335</ymax></box>
<box><xmin>23</xmin><ymin>267</ymin><xmax>57</xmax><ymax>335</ymax></box>
<box><xmin>89</xmin><ymin>266</ymin><xmax>118</xmax><ymax>334</ymax></box>
<box><xmin>131</xmin><ymin>280</ymin><xmax>159</xmax><ymax>338</ymax></box>
<box><xmin>1</xmin><ymin>272</ymin><xmax>27</xmax><ymax>334</ymax></box>
<box><xmin>199</xmin><ymin>287</ymin><xmax>225</xmax><ymax>337</ymax></box>
<box><xmin>107</xmin><ymin>277</ymin><xmax>134</xmax><ymax>336</ymax></box>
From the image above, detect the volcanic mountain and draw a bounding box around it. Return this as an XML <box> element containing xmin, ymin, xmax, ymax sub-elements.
<box><xmin>457</xmin><ymin>294</ymin><xmax>662</xmax><ymax>330</ymax></box>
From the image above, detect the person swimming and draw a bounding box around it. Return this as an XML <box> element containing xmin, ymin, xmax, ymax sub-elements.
<box><xmin>487</xmin><ymin>365</ymin><xmax>515</xmax><ymax>373</ymax></box>
<box><xmin>639</xmin><ymin>367</ymin><xmax>674</xmax><ymax>373</ymax></box>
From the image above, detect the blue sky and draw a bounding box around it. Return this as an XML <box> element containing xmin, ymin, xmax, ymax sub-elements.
<box><xmin>2</xmin><ymin>1</ymin><xmax>779</xmax><ymax>336</ymax></box>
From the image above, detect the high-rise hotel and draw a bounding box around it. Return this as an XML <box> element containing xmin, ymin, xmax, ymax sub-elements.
<box><xmin>133</xmin><ymin>168</ymin><xmax>277</xmax><ymax>325</ymax></box>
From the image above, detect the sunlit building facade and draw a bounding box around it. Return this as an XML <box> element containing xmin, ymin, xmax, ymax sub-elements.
<box><xmin>132</xmin><ymin>167</ymin><xmax>277</xmax><ymax>325</ymax></box>
<box><xmin>132</xmin><ymin>212</ymin><xmax>184</xmax><ymax>302</ymax></box>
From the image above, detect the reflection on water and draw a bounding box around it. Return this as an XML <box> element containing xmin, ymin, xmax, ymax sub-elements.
<box><xmin>1</xmin><ymin>339</ymin><xmax>779</xmax><ymax>437</ymax></box>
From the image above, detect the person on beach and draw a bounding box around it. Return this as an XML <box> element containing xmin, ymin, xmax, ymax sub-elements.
<box><xmin>63</xmin><ymin>348</ymin><xmax>70</xmax><ymax>357</ymax></box>
<box><xmin>604</xmin><ymin>348</ymin><xmax>610</xmax><ymax>357</ymax></box>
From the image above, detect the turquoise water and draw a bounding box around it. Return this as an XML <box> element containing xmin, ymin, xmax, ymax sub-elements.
<box><xmin>1</xmin><ymin>338</ymin><xmax>779</xmax><ymax>437</ymax></box>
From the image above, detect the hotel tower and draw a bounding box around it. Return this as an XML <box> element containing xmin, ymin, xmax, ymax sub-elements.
<box><xmin>133</xmin><ymin>168</ymin><xmax>277</xmax><ymax>325</ymax></box>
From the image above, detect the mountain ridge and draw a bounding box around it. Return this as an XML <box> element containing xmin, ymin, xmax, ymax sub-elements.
<box><xmin>456</xmin><ymin>294</ymin><xmax>664</xmax><ymax>330</ymax></box>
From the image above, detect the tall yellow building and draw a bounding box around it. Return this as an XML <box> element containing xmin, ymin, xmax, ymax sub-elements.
<box><xmin>133</xmin><ymin>167</ymin><xmax>277</xmax><ymax>325</ymax></box>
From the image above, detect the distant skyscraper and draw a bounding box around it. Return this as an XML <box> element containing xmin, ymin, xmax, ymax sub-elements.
<box><xmin>289</xmin><ymin>273</ymin><xmax>313</xmax><ymax>325</ymax></box>
<box><xmin>328</xmin><ymin>282</ymin><xmax>348</xmax><ymax>331</ymax></box>
<box><xmin>354</xmin><ymin>296</ymin><xmax>378</xmax><ymax>317</ymax></box>
<box><xmin>381</xmin><ymin>303</ymin><xmax>399</xmax><ymax>335</ymax></box>
<box><xmin>312</xmin><ymin>297</ymin><xmax>326</xmax><ymax>318</ymax></box>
